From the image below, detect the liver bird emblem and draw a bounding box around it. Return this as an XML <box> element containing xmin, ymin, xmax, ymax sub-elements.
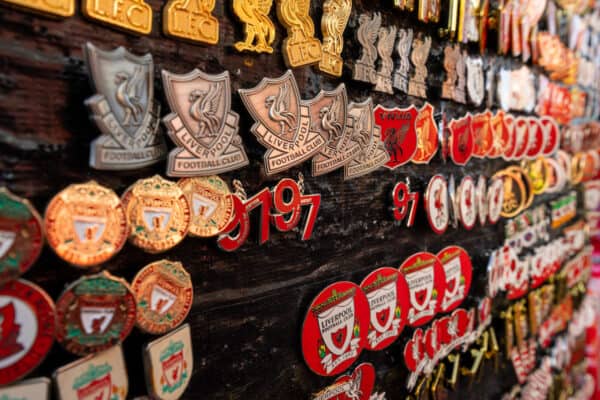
<box><xmin>353</xmin><ymin>108</ymin><xmax>372</xmax><ymax>149</ymax></box>
<box><xmin>114</xmin><ymin>66</ymin><xmax>144</xmax><ymax>127</ymax></box>
<box><xmin>278</xmin><ymin>0</ymin><xmax>315</xmax><ymax>44</ymax></box>
<box><xmin>265</xmin><ymin>82</ymin><xmax>296</xmax><ymax>138</ymax></box>
<box><xmin>319</xmin><ymin>96</ymin><xmax>344</xmax><ymax>147</ymax></box>
<box><xmin>321</xmin><ymin>0</ymin><xmax>351</xmax><ymax>55</ymax></box>
<box><xmin>189</xmin><ymin>81</ymin><xmax>222</xmax><ymax>138</ymax></box>
<box><xmin>233</xmin><ymin>0</ymin><xmax>275</xmax><ymax>53</ymax></box>
<box><xmin>356</xmin><ymin>13</ymin><xmax>381</xmax><ymax>66</ymax></box>
<box><xmin>384</xmin><ymin>124</ymin><xmax>410</xmax><ymax>162</ymax></box>
<box><xmin>346</xmin><ymin>369</ymin><xmax>363</xmax><ymax>400</ymax></box>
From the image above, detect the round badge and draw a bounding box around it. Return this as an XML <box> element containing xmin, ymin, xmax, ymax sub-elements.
<box><xmin>492</xmin><ymin>170</ymin><xmax>525</xmax><ymax>218</ymax></box>
<box><xmin>399</xmin><ymin>252</ymin><xmax>445</xmax><ymax>327</ymax></box>
<box><xmin>476</xmin><ymin>176</ymin><xmax>488</xmax><ymax>226</ymax></box>
<box><xmin>457</xmin><ymin>176</ymin><xmax>477</xmax><ymax>230</ymax></box>
<box><xmin>525</xmin><ymin>117</ymin><xmax>545</xmax><ymax>159</ymax></box>
<box><xmin>44</xmin><ymin>181</ymin><xmax>127</xmax><ymax>268</ymax></box>
<box><xmin>540</xmin><ymin>116</ymin><xmax>560</xmax><ymax>156</ymax></box>
<box><xmin>556</xmin><ymin>150</ymin><xmax>572</xmax><ymax>183</ymax></box>
<box><xmin>424</xmin><ymin>175</ymin><xmax>449</xmax><ymax>235</ymax></box>
<box><xmin>502</xmin><ymin>113</ymin><xmax>516</xmax><ymax>160</ymax></box>
<box><xmin>525</xmin><ymin>158</ymin><xmax>550</xmax><ymax>195</ymax></box>
<box><xmin>0</xmin><ymin>279</ymin><xmax>55</xmax><ymax>385</ymax></box>
<box><xmin>360</xmin><ymin>267</ymin><xmax>409</xmax><ymax>351</ymax></box>
<box><xmin>131</xmin><ymin>259</ymin><xmax>193</xmax><ymax>335</ymax></box>
<box><xmin>487</xmin><ymin>178</ymin><xmax>504</xmax><ymax>224</ymax></box>
<box><xmin>0</xmin><ymin>189</ymin><xmax>43</xmax><ymax>284</ymax></box>
<box><xmin>448</xmin><ymin>175</ymin><xmax>459</xmax><ymax>229</ymax></box>
<box><xmin>545</xmin><ymin>157</ymin><xmax>567</xmax><ymax>193</ymax></box>
<box><xmin>177</xmin><ymin>176</ymin><xmax>234</xmax><ymax>238</ymax></box>
<box><xmin>436</xmin><ymin>246</ymin><xmax>473</xmax><ymax>313</ymax></box>
<box><xmin>512</xmin><ymin>117</ymin><xmax>530</xmax><ymax>160</ymax></box>
<box><xmin>507</xmin><ymin>166</ymin><xmax>534</xmax><ymax>209</ymax></box>
<box><xmin>301</xmin><ymin>281</ymin><xmax>369</xmax><ymax>376</ymax></box>
<box><xmin>121</xmin><ymin>175</ymin><xmax>191</xmax><ymax>253</ymax></box>
<box><xmin>56</xmin><ymin>271</ymin><xmax>136</xmax><ymax>355</ymax></box>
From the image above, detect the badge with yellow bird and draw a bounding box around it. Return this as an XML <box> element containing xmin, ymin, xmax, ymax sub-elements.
<box><xmin>232</xmin><ymin>0</ymin><xmax>276</xmax><ymax>53</ymax></box>
<box><xmin>276</xmin><ymin>0</ymin><xmax>322</xmax><ymax>67</ymax></box>
<box><xmin>318</xmin><ymin>0</ymin><xmax>352</xmax><ymax>77</ymax></box>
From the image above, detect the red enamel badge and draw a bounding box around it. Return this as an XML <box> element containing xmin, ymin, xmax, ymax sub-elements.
<box><xmin>437</xmin><ymin>246</ymin><xmax>473</xmax><ymax>313</ymax></box>
<box><xmin>525</xmin><ymin>117</ymin><xmax>545</xmax><ymax>159</ymax></box>
<box><xmin>360</xmin><ymin>267</ymin><xmax>409</xmax><ymax>351</ymax></box>
<box><xmin>457</xmin><ymin>176</ymin><xmax>477</xmax><ymax>230</ymax></box>
<box><xmin>413</xmin><ymin>103</ymin><xmax>438</xmax><ymax>164</ymax></box>
<box><xmin>476</xmin><ymin>175</ymin><xmax>488</xmax><ymax>226</ymax></box>
<box><xmin>540</xmin><ymin>116</ymin><xmax>560</xmax><ymax>156</ymax></box>
<box><xmin>314</xmin><ymin>363</ymin><xmax>376</xmax><ymax>400</ymax></box>
<box><xmin>489</xmin><ymin>110</ymin><xmax>509</xmax><ymax>159</ymax></box>
<box><xmin>503</xmin><ymin>113</ymin><xmax>516</xmax><ymax>160</ymax></box>
<box><xmin>375</xmin><ymin>105</ymin><xmax>418</xmax><ymax>169</ymax></box>
<box><xmin>301</xmin><ymin>281</ymin><xmax>369</xmax><ymax>376</ymax></box>
<box><xmin>448</xmin><ymin>114</ymin><xmax>474</xmax><ymax>165</ymax></box>
<box><xmin>399</xmin><ymin>252</ymin><xmax>445</xmax><ymax>327</ymax></box>
<box><xmin>424</xmin><ymin>175</ymin><xmax>450</xmax><ymax>235</ymax></box>
<box><xmin>403</xmin><ymin>328</ymin><xmax>425</xmax><ymax>372</ymax></box>
<box><xmin>471</xmin><ymin>111</ymin><xmax>493</xmax><ymax>158</ymax></box>
<box><xmin>487</xmin><ymin>178</ymin><xmax>504</xmax><ymax>224</ymax></box>
<box><xmin>512</xmin><ymin>116</ymin><xmax>530</xmax><ymax>160</ymax></box>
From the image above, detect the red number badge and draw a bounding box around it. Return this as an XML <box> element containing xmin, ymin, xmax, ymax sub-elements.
<box><xmin>392</xmin><ymin>181</ymin><xmax>420</xmax><ymax>227</ymax></box>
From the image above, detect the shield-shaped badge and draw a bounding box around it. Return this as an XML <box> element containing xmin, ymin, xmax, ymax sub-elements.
<box><xmin>375</xmin><ymin>105</ymin><xmax>418</xmax><ymax>169</ymax></box>
<box><xmin>84</xmin><ymin>43</ymin><xmax>166</xmax><ymax>170</ymax></box>
<box><xmin>413</xmin><ymin>103</ymin><xmax>438</xmax><ymax>164</ymax></box>
<box><xmin>162</xmin><ymin>69</ymin><xmax>248</xmax><ymax>176</ymax></box>
<box><xmin>471</xmin><ymin>111</ymin><xmax>493</xmax><ymax>158</ymax></box>
<box><xmin>502</xmin><ymin>113</ymin><xmax>517</xmax><ymax>160</ymax></box>
<box><xmin>79</xmin><ymin>304</ymin><xmax>115</xmax><ymax>335</ymax></box>
<box><xmin>448</xmin><ymin>114</ymin><xmax>474</xmax><ymax>165</ymax></box>
<box><xmin>489</xmin><ymin>110</ymin><xmax>509</xmax><ymax>158</ymax></box>
<box><xmin>512</xmin><ymin>117</ymin><xmax>530</xmax><ymax>160</ymax></box>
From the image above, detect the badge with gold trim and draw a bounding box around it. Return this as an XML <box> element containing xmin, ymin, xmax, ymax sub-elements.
<box><xmin>82</xmin><ymin>0</ymin><xmax>152</xmax><ymax>34</ymax></box>
<box><xmin>163</xmin><ymin>0</ymin><xmax>218</xmax><ymax>44</ymax></box>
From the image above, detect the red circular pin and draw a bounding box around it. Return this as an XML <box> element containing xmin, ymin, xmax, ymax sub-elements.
<box><xmin>0</xmin><ymin>279</ymin><xmax>55</xmax><ymax>385</ymax></box>
<box><xmin>512</xmin><ymin>116</ymin><xmax>530</xmax><ymax>160</ymax></box>
<box><xmin>436</xmin><ymin>246</ymin><xmax>473</xmax><ymax>313</ymax></box>
<box><xmin>540</xmin><ymin>116</ymin><xmax>560</xmax><ymax>156</ymax></box>
<box><xmin>503</xmin><ymin>114</ymin><xmax>516</xmax><ymax>160</ymax></box>
<box><xmin>399</xmin><ymin>252</ymin><xmax>445</xmax><ymax>327</ymax></box>
<box><xmin>526</xmin><ymin>117</ymin><xmax>545</xmax><ymax>159</ymax></box>
<box><xmin>457</xmin><ymin>176</ymin><xmax>477</xmax><ymax>230</ymax></box>
<box><xmin>487</xmin><ymin>178</ymin><xmax>504</xmax><ymax>224</ymax></box>
<box><xmin>360</xmin><ymin>267</ymin><xmax>409</xmax><ymax>351</ymax></box>
<box><xmin>301</xmin><ymin>281</ymin><xmax>369</xmax><ymax>376</ymax></box>
<box><xmin>424</xmin><ymin>175</ymin><xmax>449</xmax><ymax>235</ymax></box>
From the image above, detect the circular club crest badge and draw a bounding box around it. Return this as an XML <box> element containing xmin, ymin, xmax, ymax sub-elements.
<box><xmin>301</xmin><ymin>281</ymin><xmax>369</xmax><ymax>376</ymax></box>
<box><xmin>436</xmin><ymin>246</ymin><xmax>473</xmax><ymax>313</ymax></box>
<box><xmin>0</xmin><ymin>279</ymin><xmax>55</xmax><ymax>385</ymax></box>
<box><xmin>487</xmin><ymin>178</ymin><xmax>504</xmax><ymax>224</ymax></box>
<box><xmin>476</xmin><ymin>176</ymin><xmax>488</xmax><ymax>226</ymax></box>
<box><xmin>0</xmin><ymin>189</ymin><xmax>43</xmax><ymax>284</ymax></box>
<box><xmin>56</xmin><ymin>271</ymin><xmax>136</xmax><ymax>356</ymax></box>
<box><xmin>360</xmin><ymin>267</ymin><xmax>409</xmax><ymax>351</ymax></box>
<box><xmin>424</xmin><ymin>175</ymin><xmax>449</xmax><ymax>235</ymax></box>
<box><xmin>399</xmin><ymin>252</ymin><xmax>445</xmax><ymax>327</ymax></box>
<box><xmin>131</xmin><ymin>259</ymin><xmax>193</xmax><ymax>335</ymax></box>
<box><xmin>457</xmin><ymin>176</ymin><xmax>477</xmax><ymax>230</ymax></box>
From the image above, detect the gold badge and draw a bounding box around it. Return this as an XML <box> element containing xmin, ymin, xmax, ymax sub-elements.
<box><xmin>82</xmin><ymin>0</ymin><xmax>152</xmax><ymax>34</ymax></box>
<box><xmin>276</xmin><ymin>0</ymin><xmax>322</xmax><ymax>67</ymax></box>
<box><xmin>178</xmin><ymin>176</ymin><xmax>234</xmax><ymax>237</ymax></box>
<box><xmin>163</xmin><ymin>0</ymin><xmax>218</xmax><ymax>45</ymax></box>
<box><xmin>121</xmin><ymin>175</ymin><xmax>190</xmax><ymax>253</ymax></box>
<box><xmin>525</xmin><ymin>157</ymin><xmax>550</xmax><ymax>195</ymax></box>
<box><xmin>441</xmin><ymin>44</ymin><xmax>459</xmax><ymax>100</ymax></box>
<box><xmin>44</xmin><ymin>181</ymin><xmax>128</xmax><ymax>268</ymax></box>
<box><xmin>1</xmin><ymin>0</ymin><xmax>73</xmax><ymax>16</ymax></box>
<box><xmin>233</xmin><ymin>0</ymin><xmax>275</xmax><ymax>53</ymax></box>
<box><xmin>492</xmin><ymin>169</ymin><xmax>525</xmax><ymax>218</ymax></box>
<box><xmin>318</xmin><ymin>0</ymin><xmax>352</xmax><ymax>77</ymax></box>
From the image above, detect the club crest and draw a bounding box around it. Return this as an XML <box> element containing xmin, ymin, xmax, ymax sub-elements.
<box><xmin>471</xmin><ymin>111</ymin><xmax>492</xmax><ymax>158</ymax></box>
<box><xmin>276</xmin><ymin>0</ymin><xmax>322</xmax><ymax>67</ymax></box>
<box><xmin>413</xmin><ymin>103</ymin><xmax>438</xmax><ymax>164</ymax></box>
<box><xmin>424</xmin><ymin>175</ymin><xmax>449</xmax><ymax>234</ymax></box>
<box><xmin>239</xmin><ymin>71</ymin><xmax>326</xmax><ymax>175</ymax></box>
<box><xmin>407</xmin><ymin>35</ymin><xmax>431</xmax><ymax>98</ymax></box>
<box><xmin>373</xmin><ymin>26</ymin><xmax>398</xmax><ymax>94</ymax></box>
<box><xmin>353</xmin><ymin>13</ymin><xmax>382</xmax><ymax>84</ymax></box>
<box><xmin>437</xmin><ymin>246</ymin><xmax>472</xmax><ymax>313</ymax></box>
<box><xmin>162</xmin><ymin>69</ymin><xmax>248</xmax><ymax>176</ymax></box>
<box><xmin>375</xmin><ymin>105</ymin><xmax>418</xmax><ymax>169</ymax></box>
<box><xmin>318</xmin><ymin>0</ymin><xmax>352</xmax><ymax>77</ymax></box>
<box><xmin>448</xmin><ymin>114</ymin><xmax>474</xmax><ymax>165</ymax></box>
<box><xmin>393</xmin><ymin>28</ymin><xmax>413</xmax><ymax>93</ymax></box>
<box><xmin>489</xmin><ymin>110</ymin><xmax>509</xmax><ymax>158</ymax></box>
<box><xmin>441</xmin><ymin>44</ymin><xmax>459</xmax><ymax>100</ymax></box>
<box><xmin>84</xmin><ymin>43</ymin><xmax>166</xmax><ymax>170</ymax></box>
<box><xmin>312</xmin><ymin>363</ymin><xmax>376</xmax><ymax>400</ymax></box>
<box><xmin>163</xmin><ymin>0</ymin><xmax>218</xmax><ymax>45</ymax></box>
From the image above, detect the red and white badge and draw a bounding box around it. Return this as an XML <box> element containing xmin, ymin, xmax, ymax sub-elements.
<box><xmin>375</xmin><ymin>105</ymin><xmax>418</xmax><ymax>169</ymax></box>
<box><xmin>413</xmin><ymin>103</ymin><xmax>438</xmax><ymax>164</ymax></box>
<box><xmin>437</xmin><ymin>246</ymin><xmax>472</xmax><ymax>313</ymax></box>
<box><xmin>424</xmin><ymin>175</ymin><xmax>449</xmax><ymax>235</ymax></box>
<box><xmin>457</xmin><ymin>176</ymin><xmax>477</xmax><ymax>230</ymax></box>
<box><xmin>540</xmin><ymin>116</ymin><xmax>560</xmax><ymax>156</ymax></box>
<box><xmin>403</xmin><ymin>328</ymin><xmax>425</xmax><ymax>374</ymax></box>
<box><xmin>525</xmin><ymin>117</ymin><xmax>545</xmax><ymax>159</ymax></box>
<box><xmin>487</xmin><ymin>178</ymin><xmax>504</xmax><ymax>224</ymax></box>
<box><xmin>437</xmin><ymin>308</ymin><xmax>471</xmax><ymax>351</ymax></box>
<box><xmin>312</xmin><ymin>363</ymin><xmax>376</xmax><ymax>400</ymax></box>
<box><xmin>471</xmin><ymin>111</ymin><xmax>493</xmax><ymax>158</ymax></box>
<box><xmin>512</xmin><ymin>116</ymin><xmax>530</xmax><ymax>160</ymax></box>
<box><xmin>503</xmin><ymin>113</ymin><xmax>516</xmax><ymax>160</ymax></box>
<box><xmin>489</xmin><ymin>110</ymin><xmax>509</xmax><ymax>159</ymax></box>
<box><xmin>399</xmin><ymin>252</ymin><xmax>445</xmax><ymax>327</ymax></box>
<box><xmin>448</xmin><ymin>114</ymin><xmax>474</xmax><ymax>165</ymax></box>
<box><xmin>301</xmin><ymin>281</ymin><xmax>369</xmax><ymax>376</ymax></box>
<box><xmin>360</xmin><ymin>267</ymin><xmax>409</xmax><ymax>351</ymax></box>
<box><xmin>476</xmin><ymin>175</ymin><xmax>488</xmax><ymax>226</ymax></box>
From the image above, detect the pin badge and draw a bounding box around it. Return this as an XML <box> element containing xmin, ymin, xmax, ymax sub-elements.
<box><xmin>232</xmin><ymin>0</ymin><xmax>275</xmax><ymax>53</ymax></box>
<box><xmin>437</xmin><ymin>246</ymin><xmax>472</xmax><ymax>313</ymax></box>
<box><xmin>1</xmin><ymin>0</ymin><xmax>73</xmax><ymax>16</ymax></box>
<box><xmin>471</xmin><ymin>111</ymin><xmax>493</xmax><ymax>158</ymax></box>
<box><xmin>375</xmin><ymin>105</ymin><xmax>418</xmax><ymax>169</ymax></box>
<box><xmin>525</xmin><ymin>158</ymin><xmax>550</xmax><ymax>195</ymax></box>
<box><xmin>301</xmin><ymin>281</ymin><xmax>369</xmax><ymax>376</ymax></box>
<box><xmin>488</xmin><ymin>110</ymin><xmax>509</xmax><ymax>159</ymax></box>
<box><xmin>56</xmin><ymin>271</ymin><xmax>136</xmax><ymax>356</ymax></box>
<box><xmin>0</xmin><ymin>377</ymin><xmax>50</xmax><ymax>400</ymax></box>
<box><xmin>476</xmin><ymin>175</ymin><xmax>488</xmax><ymax>226</ymax></box>
<box><xmin>44</xmin><ymin>181</ymin><xmax>127</xmax><ymax>268</ymax></box>
<box><xmin>525</xmin><ymin>117</ymin><xmax>545</xmax><ymax>159</ymax></box>
<box><xmin>418</xmin><ymin>0</ymin><xmax>440</xmax><ymax>22</ymax></box>
<box><xmin>391</xmin><ymin>180</ymin><xmax>419</xmax><ymax>227</ymax></box>
<box><xmin>502</xmin><ymin>113</ymin><xmax>517</xmax><ymax>160</ymax></box>
<box><xmin>121</xmin><ymin>175</ymin><xmax>190</xmax><ymax>253</ymax></box>
<box><xmin>424</xmin><ymin>175</ymin><xmax>449</xmax><ymax>235</ymax></box>
<box><xmin>454</xmin><ymin>49</ymin><xmax>467</xmax><ymax>104</ymax></box>
<box><xmin>448</xmin><ymin>114</ymin><xmax>474</xmax><ymax>165</ymax></box>
<box><xmin>353</xmin><ymin>13</ymin><xmax>382</xmax><ymax>84</ymax></box>
<box><xmin>54</xmin><ymin>345</ymin><xmax>128</xmax><ymax>400</ymax></box>
<box><xmin>0</xmin><ymin>280</ymin><xmax>55</xmax><ymax>385</ymax></box>
<box><xmin>344</xmin><ymin>99</ymin><xmax>389</xmax><ymax>179</ymax></box>
<box><xmin>492</xmin><ymin>170</ymin><xmax>525</xmax><ymax>218</ymax></box>
<box><xmin>407</xmin><ymin>35</ymin><xmax>432</xmax><ymax>99</ymax></box>
<box><xmin>399</xmin><ymin>252</ymin><xmax>445</xmax><ymax>327</ymax></box>
<box><xmin>373</xmin><ymin>26</ymin><xmax>398</xmax><ymax>94</ymax></box>
<box><xmin>545</xmin><ymin>157</ymin><xmax>567</xmax><ymax>194</ymax></box>
<box><xmin>393</xmin><ymin>28</ymin><xmax>414</xmax><ymax>93</ymax></box>
<box><xmin>132</xmin><ymin>260</ymin><xmax>192</xmax><ymax>335</ymax></box>
<box><xmin>448</xmin><ymin>174</ymin><xmax>459</xmax><ymax>229</ymax></box>
<box><xmin>239</xmin><ymin>71</ymin><xmax>326</xmax><ymax>175</ymax></box>
<box><xmin>466</xmin><ymin>56</ymin><xmax>484</xmax><ymax>106</ymax></box>
<box><xmin>512</xmin><ymin>117</ymin><xmax>530</xmax><ymax>160</ymax></box>
<box><xmin>318</xmin><ymin>0</ymin><xmax>352</xmax><ymax>77</ymax></box>
<box><xmin>276</xmin><ymin>0</ymin><xmax>322</xmax><ymax>67</ymax></box>
<box><xmin>84</xmin><ymin>43</ymin><xmax>166</xmax><ymax>170</ymax></box>
<box><xmin>413</xmin><ymin>103</ymin><xmax>438</xmax><ymax>164</ymax></box>
<box><xmin>0</xmin><ymin>189</ymin><xmax>43</xmax><ymax>284</ymax></box>
<box><xmin>143</xmin><ymin>324</ymin><xmax>193</xmax><ymax>400</ymax></box>
<box><xmin>457</xmin><ymin>176</ymin><xmax>477</xmax><ymax>230</ymax></box>
<box><xmin>163</xmin><ymin>0</ymin><xmax>218</xmax><ymax>44</ymax></box>
<box><xmin>441</xmin><ymin>44</ymin><xmax>459</xmax><ymax>100</ymax></box>
<box><xmin>539</xmin><ymin>116</ymin><xmax>560</xmax><ymax>156</ymax></box>
<box><xmin>360</xmin><ymin>267</ymin><xmax>409</xmax><ymax>351</ymax></box>
<box><xmin>506</xmin><ymin>166</ymin><xmax>533</xmax><ymax>210</ymax></box>
<box><xmin>162</xmin><ymin>69</ymin><xmax>248</xmax><ymax>176</ymax></box>
<box><xmin>82</xmin><ymin>0</ymin><xmax>151</xmax><ymax>34</ymax></box>
<box><xmin>312</xmin><ymin>363</ymin><xmax>375</xmax><ymax>400</ymax></box>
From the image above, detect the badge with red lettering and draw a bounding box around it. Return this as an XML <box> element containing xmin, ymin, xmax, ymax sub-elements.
<box><xmin>399</xmin><ymin>252</ymin><xmax>445</xmax><ymax>327</ymax></box>
<box><xmin>448</xmin><ymin>114</ymin><xmax>474</xmax><ymax>165</ymax></box>
<box><xmin>471</xmin><ymin>111</ymin><xmax>493</xmax><ymax>158</ymax></box>
<box><xmin>526</xmin><ymin>117</ymin><xmax>545</xmax><ymax>159</ymax></box>
<box><xmin>374</xmin><ymin>105</ymin><xmax>418</xmax><ymax>169</ymax></box>
<box><xmin>503</xmin><ymin>113</ymin><xmax>517</xmax><ymax>160</ymax></box>
<box><xmin>312</xmin><ymin>363</ymin><xmax>375</xmax><ymax>400</ymax></box>
<box><xmin>413</xmin><ymin>103</ymin><xmax>438</xmax><ymax>164</ymax></box>
<box><xmin>489</xmin><ymin>110</ymin><xmax>509</xmax><ymax>158</ymax></box>
<box><xmin>301</xmin><ymin>281</ymin><xmax>369</xmax><ymax>376</ymax></box>
<box><xmin>0</xmin><ymin>279</ymin><xmax>55</xmax><ymax>386</ymax></box>
<box><xmin>360</xmin><ymin>267</ymin><xmax>409</xmax><ymax>351</ymax></box>
<box><xmin>424</xmin><ymin>175</ymin><xmax>449</xmax><ymax>235</ymax></box>
<box><xmin>487</xmin><ymin>178</ymin><xmax>504</xmax><ymax>224</ymax></box>
<box><xmin>540</xmin><ymin>116</ymin><xmax>560</xmax><ymax>156</ymax></box>
<box><xmin>391</xmin><ymin>180</ymin><xmax>420</xmax><ymax>228</ymax></box>
<box><xmin>437</xmin><ymin>246</ymin><xmax>472</xmax><ymax>313</ymax></box>
<box><xmin>476</xmin><ymin>175</ymin><xmax>488</xmax><ymax>226</ymax></box>
<box><xmin>457</xmin><ymin>176</ymin><xmax>477</xmax><ymax>230</ymax></box>
<box><xmin>512</xmin><ymin>117</ymin><xmax>530</xmax><ymax>160</ymax></box>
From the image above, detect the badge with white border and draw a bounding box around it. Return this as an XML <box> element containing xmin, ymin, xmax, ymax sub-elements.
<box><xmin>525</xmin><ymin>117</ymin><xmax>545</xmax><ymax>159</ymax></box>
<box><xmin>374</xmin><ymin>105</ymin><xmax>418</xmax><ymax>169</ymax></box>
<box><xmin>476</xmin><ymin>175</ymin><xmax>488</xmax><ymax>226</ymax></box>
<box><xmin>437</xmin><ymin>246</ymin><xmax>472</xmax><ymax>313</ymax></box>
<box><xmin>424</xmin><ymin>175</ymin><xmax>449</xmax><ymax>235</ymax></box>
<box><xmin>0</xmin><ymin>377</ymin><xmax>50</xmax><ymax>399</ymax></box>
<box><xmin>413</xmin><ymin>102</ymin><xmax>438</xmax><ymax>164</ymax></box>
<box><xmin>301</xmin><ymin>281</ymin><xmax>369</xmax><ymax>376</ymax></box>
<box><xmin>502</xmin><ymin>113</ymin><xmax>517</xmax><ymax>160</ymax></box>
<box><xmin>403</xmin><ymin>328</ymin><xmax>425</xmax><ymax>389</ymax></box>
<box><xmin>512</xmin><ymin>117</ymin><xmax>530</xmax><ymax>160</ymax></box>
<box><xmin>312</xmin><ymin>362</ymin><xmax>375</xmax><ymax>400</ymax></box>
<box><xmin>448</xmin><ymin>114</ymin><xmax>474</xmax><ymax>165</ymax></box>
<box><xmin>457</xmin><ymin>176</ymin><xmax>477</xmax><ymax>230</ymax></box>
<box><xmin>540</xmin><ymin>116</ymin><xmax>560</xmax><ymax>156</ymax></box>
<box><xmin>360</xmin><ymin>267</ymin><xmax>409</xmax><ymax>351</ymax></box>
<box><xmin>487</xmin><ymin>178</ymin><xmax>504</xmax><ymax>224</ymax></box>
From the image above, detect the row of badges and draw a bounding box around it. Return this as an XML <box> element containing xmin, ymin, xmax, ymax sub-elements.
<box><xmin>301</xmin><ymin>247</ymin><xmax>473</xmax><ymax>376</ymax></box>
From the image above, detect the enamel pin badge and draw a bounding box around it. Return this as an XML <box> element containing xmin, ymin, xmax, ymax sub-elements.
<box><xmin>437</xmin><ymin>246</ymin><xmax>472</xmax><ymax>313</ymax></box>
<box><xmin>318</xmin><ymin>0</ymin><xmax>352</xmax><ymax>77</ymax></box>
<box><xmin>84</xmin><ymin>43</ymin><xmax>166</xmax><ymax>170</ymax></box>
<box><xmin>239</xmin><ymin>71</ymin><xmax>326</xmax><ymax>174</ymax></box>
<box><xmin>373</xmin><ymin>26</ymin><xmax>398</xmax><ymax>94</ymax></box>
<box><xmin>163</xmin><ymin>0</ymin><xmax>218</xmax><ymax>44</ymax></box>
<box><xmin>448</xmin><ymin>114</ymin><xmax>474</xmax><ymax>165</ymax></box>
<box><xmin>353</xmin><ymin>13</ymin><xmax>382</xmax><ymax>84</ymax></box>
<box><xmin>375</xmin><ymin>105</ymin><xmax>418</xmax><ymax>169</ymax></box>
<box><xmin>466</xmin><ymin>56</ymin><xmax>484</xmax><ymax>106</ymax></box>
<box><xmin>0</xmin><ymin>377</ymin><xmax>50</xmax><ymax>400</ymax></box>
<box><xmin>162</xmin><ymin>69</ymin><xmax>248</xmax><ymax>176</ymax></box>
<box><xmin>457</xmin><ymin>176</ymin><xmax>477</xmax><ymax>230</ymax></box>
<box><xmin>393</xmin><ymin>28</ymin><xmax>414</xmax><ymax>93</ymax></box>
<box><xmin>441</xmin><ymin>44</ymin><xmax>459</xmax><ymax>100</ymax></box>
<box><xmin>413</xmin><ymin>103</ymin><xmax>438</xmax><ymax>164</ymax></box>
<box><xmin>424</xmin><ymin>175</ymin><xmax>449</xmax><ymax>234</ymax></box>
<box><xmin>276</xmin><ymin>0</ymin><xmax>322</xmax><ymax>67</ymax></box>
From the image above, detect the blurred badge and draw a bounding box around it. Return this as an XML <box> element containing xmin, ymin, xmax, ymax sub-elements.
<box><xmin>84</xmin><ymin>43</ymin><xmax>166</xmax><ymax>170</ymax></box>
<box><xmin>525</xmin><ymin>158</ymin><xmax>550</xmax><ymax>195</ymax></box>
<box><xmin>413</xmin><ymin>103</ymin><xmax>438</xmax><ymax>164</ymax></box>
<box><xmin>466</xmin><ymin>56</ymin><xmax>484</xmax><ymax>106</ymax></box>
<box><xmin>0</xmin><ymin>0</ymin><xmax>73</xmax><ymax>16</ymax></box>
<box><xmin>82</xmin><ymin>0</ymin><xmax>151</xmax><ymax>34</ymax></box>
<box><xmin>525</xmin><ymin>117</ymin><xmax>545</xmax><ymax>159</ymax></box>
<box><xmin>457</xmin><ymin>176</ymin><xmax>477</xmax><ymax>230</ymax></box>
<box><xmin>374</xmin><ymin>105</ymin><xmax>418</xmax><ymax>169</ymax></box>
<box><xmin>476</xmin><ymin>175</ymin><xmax>488</xmax><ymax>226</ymax></box>
<box><xmin>162</xmin><ymin>69</ymin><xmax>248</xmax><ymax>177</ymax></box>
<box><xmin>0</xmin><ymin>280</ymin><xmax>55</xmax><ymax>385</ymax></box>
<box><xmin>353</xmin><ymin>13</ymin><xmax>382</xmax><ymax>84</ymax></box>
<box><xmin>407</xmin><ymin>35</ymin><xmax>432</xmax><ymax>98</ymax></box>
<box><xmin>437</xmin><ymin>246</ymin><xmax>472</xmax><ymax>313</ymax></box>
<box><xmin>487</xmin><ymin>178</ymin><xmax>504</xmax><ymax>224</ymax></box>
<box><xmin>312</xmin><ymin>362</ymin><xmax>375</xmax><ymax>400</ymax></box>
<box><xmin>54</xmin><ymin>345</ymin><xmax>128</xmax><ymax>400</ymax></box>
<box><xmin>493</xmin><ymin>170</ymin><xmax>525</xmax><ymax>218</ymax></box>
<box><xmin>424</xmin><ymin>175</ymin><xmax>449</xmax><ymax>235</ymax></box>
<box><xmin>0</xmin><ymin>377</ymin><xmax>50</xmax><ymax>400</ymax></box>
<box><xmin>132</xmin><ymin>260</ymin><xmax>192</xmax><ymax>335</ymax></box>
<box><xmin>373</xmin><ymin>26</ymin><xmax>398</xmax><ymax>94</ymax></box>
<box><xmin>502</xmin><ymin>113</ymin><xmax>517</xmax><ymax>160</ymax></box>
<box><xmin>239</xmin><ymin>71</ymin><xmax>326</xmax><ymax>175</ymax></box>
<box><xmin>360</xmin><ymin>267</ymin><xmax>409</xmax><ymax>351</ymax></box>
<box><xmin>0</xmin><ymin>189</ymin><xmax>43</xmax><ymax>284</ymax></box>
<box><xmin>44</xmin><ymin>181</ymin><xmax>127</xmax><ymax>268</ymax></box>
<box><xmin>143</xmin><ymin>324</ymin><xmax>193</xmax><ymax>400</ymax></box>
<box><xmin>399</xmin><ymin>252</ymin><xmax>445</xmax><ymax>327</ymax></box>
<box><xmin>489</xmin><ymin>110</ymin><xmax>509</xmax><ymax>158</ymax></box>
<box><xmin>471</xmin><ymin>111</ymin><xmax>492</xmax><ymax>158</ymax></box>
<box><xmin>56</xmin><ymin>271</ymin><xmax>136</xmax><ymax>356</ymax></box>
<box><xmin>121</xmin><ymin>175</ymin><xmax>190</xmax><ymax>253</ymax></box>
<box><xmin>448</xmin><ymin>114</ymin><xmax>474</xmax><ymax>165</ymax></box>
<box><xmin>301</xmin><ymin>281</ymin><xmax>369</xmax><ymax>376</ymax></box>
<box><xmin>512</xmin><ymin>117</ymin><xmax>530</xmax><ymax>160</ymax></box>
<box><xmin>540</xmin><ymin>116</ymin><xmax>560</xmax><ymax>156</ymax></box>
<box><xmin>163</xmin><ymin>0</ymin><xmax>218</xmax><ymax>44</ymax></box>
